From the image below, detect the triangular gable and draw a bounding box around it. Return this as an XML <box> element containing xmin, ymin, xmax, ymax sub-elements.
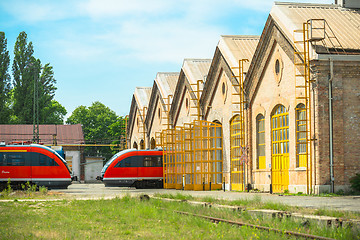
<box><xmin>201</xmin><ymin>36</ymin><xmax>259</xmax><ymax>119</ymax></box>
<box><xmin>128</xmin><ymin>87</ymin><xmax>152</xmax><ymax>144</ymax></box>
<box><xmin>145</xmin><ymin>73</ymin><xmax>179</xmax><ymax>136</ymax></box>
<box><xmin>170</xmin><ymin>59</ymin><xmax>211</xmax><ymax>127</ymax></box>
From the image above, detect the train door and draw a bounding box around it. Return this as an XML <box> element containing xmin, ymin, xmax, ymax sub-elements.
<box><xmin>118</xmin><ymin>152</ymin><xmax>139</xmax><ymax>178</ymax></box>
<box><xmin>271</xmin><ymin>105</ymin><xmax>289</xmax><ymax>193</ymax></box>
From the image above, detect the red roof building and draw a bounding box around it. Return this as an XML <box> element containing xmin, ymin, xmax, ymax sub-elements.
<box><xmin>0</xmin><ymin>124</ymin><xmax>85</xmax><ymax>145</ymax></box>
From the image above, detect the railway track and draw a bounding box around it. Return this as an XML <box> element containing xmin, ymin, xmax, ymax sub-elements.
<box><xmin>160</xmin><ymin>207</ymin><xmax>335</xmax><ymax>240</ymax></box>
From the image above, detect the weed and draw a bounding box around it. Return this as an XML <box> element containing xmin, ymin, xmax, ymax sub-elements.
<box><xmin>39</xmin><ymin>186</ymin><xmax>48</xmax><ymax>194</ymax></box>
<box><xmin>1</xmin><ymin>179</ymin><xmax>13</xmax><ymax>197</ymax></box>
<box><xmin>350</xmin><ymin>173</ymin><xmax>360</xmax><ymax>193</ymax></box>
<box><xmin>21</xmin><ymin>181</ymin><xmax>37</xmax><ymax>196</ymax></box>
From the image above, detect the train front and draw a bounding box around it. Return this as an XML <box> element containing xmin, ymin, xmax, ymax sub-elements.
<box><xmin>97</xmin><ymin>149</ymin><xmax>139</xmax><ymax>187</ymax></box>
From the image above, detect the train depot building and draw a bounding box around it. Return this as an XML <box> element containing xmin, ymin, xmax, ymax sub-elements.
<box><xmin>127</xmin><ymin>1</ymin><xmax>360</xmax><ymax>194</ymax></box>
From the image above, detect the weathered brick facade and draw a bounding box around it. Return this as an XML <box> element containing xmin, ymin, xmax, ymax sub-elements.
<box><xmin>127</xmin><ymin>2</ymin><xmax>360</xmax><ymax>193</ymax></box>
<box><xmin>312</xmin><ymin>59</ymin><xmax>360</xmax><ymax>191</ymax></box>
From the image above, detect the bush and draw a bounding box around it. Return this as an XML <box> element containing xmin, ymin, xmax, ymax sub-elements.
<box><xmin>350</xmin><ymin>173</ymin><xmax>360</xmax><ymax>193</ymax></box>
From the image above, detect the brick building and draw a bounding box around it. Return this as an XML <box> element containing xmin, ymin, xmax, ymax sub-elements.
<box><xmin>127</xmin><ymin>1</ymin><xmax>360</xmax><ymax>193</ymax></box>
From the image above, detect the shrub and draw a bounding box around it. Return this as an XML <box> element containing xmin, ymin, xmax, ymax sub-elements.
<box><xmin>350</xmin><ymin>173</ymin><xmax>360</xmax><ymax>193</ymax></box>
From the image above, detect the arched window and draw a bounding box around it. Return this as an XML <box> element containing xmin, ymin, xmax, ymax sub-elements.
<box><xmin>296</xmin><ymin>103</ymin><xmax>306</xmax><ymax>168</ymax></box>
<box><xmin>150</xmin><ymin>137</ymin><xmax>156</xmax><ymax>149</ymax></box>
<box><xmin>139</xmin><ymin>140</ymin><xmax>145</xmax><ymax>150</ymax></box>
<box><xmin>256</xmin><ymin>114</ymin><xmax>265</xmax><ymax>169</ymax></box>
<box><xmin>133</xmin><ymin>142</ymin><xmax>138</xmax><ymax>149</ymax></box>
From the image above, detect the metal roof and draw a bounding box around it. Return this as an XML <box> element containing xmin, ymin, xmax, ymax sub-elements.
<box><xmin>271</xmin><ymin>2</ymin><xmax>360</xmax><ymax>52</ymax></box>
<box><xmin>0</xmin><ymin>124</ymin><xmax>84</xmax><ymax>145</ymax></box>
<box><xmin>182</xmin><ymin>59</ymin><xmax>212</xmax><ymax>85</ymax></box>
<box><xmin>134</xmin><ymin>87</ymin><xmax>152</xmax><ymax>110</ymax></box>
<box><xmin>154</xmin><ymin>72</ymin><xmax>179</xmax><ymax>100</ymax></box>
<box><xmin>218</xmin><ymin>35</ymin><xmax>260</xmax><ymax>76</ymax></box>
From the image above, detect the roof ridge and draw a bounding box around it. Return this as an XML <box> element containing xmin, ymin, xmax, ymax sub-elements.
<box><xmin>221</xmin><ymin>35</ymin><xmax>260</xmax><ymax>39</ymax></box>
<box><xmin>274</xmin><ymin>1</ymin><xmax>337</xmax><ymax>8</ymax></box>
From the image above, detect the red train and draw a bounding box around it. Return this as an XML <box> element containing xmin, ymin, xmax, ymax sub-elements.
<box><xmin>98</xmin><ymin>149</ymin><xmax>163</xmax><ymax>188</ymax></box>
<box><xmin>0</xmin><ymin>144</ymin><xmax>74</xmax><ymax>189</ymax></box>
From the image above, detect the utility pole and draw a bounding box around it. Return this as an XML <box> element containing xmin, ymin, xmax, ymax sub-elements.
<box><xmin>33</xmin><ymin>65</ymin><xmax>39</xmax><ymax>143</ymax></box>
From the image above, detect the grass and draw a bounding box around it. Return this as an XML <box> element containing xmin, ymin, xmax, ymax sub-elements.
<box><xmin>0</xmin><ymin>195</ymin><xmax>358</xmax><ymax>240</ymax></box>
<box><xmin>154</xmin><ymin>193</ymin><xmax>360</xmax><ymax>220</ymax></box>
<box><xmin>0</xmin><ymin>196</ymin><xmax>292</xmax><ymax>240</ymax></box>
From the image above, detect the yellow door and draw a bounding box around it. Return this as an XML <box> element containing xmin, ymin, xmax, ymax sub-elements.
<box><xmin>271</xmin><ymin>105</ymin><xmax>289</xmax><ymax>193</ymax></box>
<box><xmin>230</xmin><ymin>116</ymin><xmax>245</xmax><ymax>191</ymax></box>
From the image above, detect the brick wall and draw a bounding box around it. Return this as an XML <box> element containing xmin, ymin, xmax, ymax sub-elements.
<box><xmin>313</xmin><ymin>60</ymin><xmax>360</xmax><ymax>187</ymax></box>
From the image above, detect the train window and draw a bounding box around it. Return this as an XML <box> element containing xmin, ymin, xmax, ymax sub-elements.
<box><xmin>144</xmin><ymin>157</ymin><xmax>153</xmax><ymax>167</ymax></box>
<box><xmin>8</xmin><ymin>154</ymin><xmax>25</xmax><ymax>166</ymax></box>
<box><xmin>143</xmin><ymin>156</ymin><xmax>162</xmax><ymax>167</ymax></box>
<box><xmin>0</xmin><ymin>153</ymin><xmax>4</xmax><ymax>166</ymax></box>
<box><xmin>157</xmin><ymin>156</ymin><xmax>163</xmax><ymax>167</ymax></box>
<box><xmin>115</xmin><ymin>156</ymin><xmax>140</xmax><ymax>168</ymax></box>
<box><xmin>30</xmin><ymin>152</ymin><xmax>59</xmax><ymax>166</ymax></box>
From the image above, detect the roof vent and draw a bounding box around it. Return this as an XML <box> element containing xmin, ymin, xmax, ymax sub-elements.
<box><xmin>338</xmin><ymin>0</ymin><xmax>360</xmax><ymax>9</ymax></box>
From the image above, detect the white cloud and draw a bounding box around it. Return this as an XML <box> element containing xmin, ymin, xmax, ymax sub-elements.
<box><xmin>83</xmin><ymin>0</ymin><xmax>173</xmax><ymax>18</ymax></box>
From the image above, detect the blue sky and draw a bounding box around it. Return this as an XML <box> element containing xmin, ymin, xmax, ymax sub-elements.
<box><xmin>0</xmin><ymin>0</ymin><xmax>333</xmax><ymax>119</ymax></box>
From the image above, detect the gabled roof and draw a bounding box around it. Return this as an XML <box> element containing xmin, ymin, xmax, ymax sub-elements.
<box><xmin>170</xmin><ymin>59</ymin><xmax>211</xmax><ymax>126</ymax></box>
<box><xmin>145</xmin><ymin>72</ymin><xmax>179</xmax><ymax>134</ymax></box>
<box><xmin>154</xmin><ymin>72</ymin><xmax>179</xmax><ymax>101</ymax></box>
<box><xmin>271</xmin><ymin>2</ymin><xmax>360</xmax><ymax>53</ymax></box>
<box><xmin>127</xmin><ymin>87</ymin><xmax>152</xmax><ymax>138</ymax></box>
<box><xmin>218</xmin><ymin>35</ymin><xmax>260</xmax><ymax>74</ymax></box>
<box><xmin>134</xmin><ymin>87</ymin><xmax>152</xmax><ymax>110</ymax></box>
<box><xmin>200</xmin><ymin>36</ymin><xmax>259</xmax><ymax>118</ymax></box>
<box><xmin>182</xmin><ymin>59</ymin><xmax>212</xmax><ymax>85</ymax></box>
<box><xmin>0</xmin><ymin>124</ymin><xmax>84</xmax><ymax>145</ymax></box>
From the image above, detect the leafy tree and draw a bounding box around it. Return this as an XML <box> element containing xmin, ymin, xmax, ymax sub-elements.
<box><xmin>42</xmin><ymin>100</ymin><xmax>67</xmax><ymax>124</ymax></box>
<box><xmin>0</xmin><ymin>32</ymin><xmax>11</xmax><ymax>123</ymax></box>
<box><xmin>12</xmin><ymin>31</ymin><xmax>36</xmax><ymax>123</ymax></box>
<box><xmin>11</xmin><ymin>31</ymin><xmax>64</xmax><ymax>124</ymax></box>
<box><xmin>67</xmin><ymin>101</ymin><xmax>126</xmax><ymax>158</ymax></box>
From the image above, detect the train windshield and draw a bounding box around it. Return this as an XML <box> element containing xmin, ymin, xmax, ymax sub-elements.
<box><xmin>32</xmin><ymin>144</ymin><xmax>72</xmax><ymax>174</ymax></box>
<box><xmin>53</xmin><ymin>150</ymin><xmax>72</xmax><ymax>174</ymax></box>
<box><xmin>101</xmin><ymin>149</ymin><xmax>134</xmax><ymax>175</ymax></box>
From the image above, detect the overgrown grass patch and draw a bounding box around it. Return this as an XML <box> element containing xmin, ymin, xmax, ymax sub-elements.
<box><xmin>154</xmin><ymin>192</ymin><xmax>360</xmax><ymax>220</ymax></box>
<box><xmin>0</xmin><ymin>196</ymin><xmax>286</xmax><ymax>239</ymax></box>
<box><xmin>1</xmin><ymin>196</ymin><xmax>358</xmax><ymax>239</ymax></box>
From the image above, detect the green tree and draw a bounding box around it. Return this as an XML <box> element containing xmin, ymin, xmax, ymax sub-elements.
<box><xmin>12</xmin><ymin>31</ymin><xmax>64</xmax><ymax>124</ymax></box>
<box><xmin>12</xmin><ymin>31</ymin><xmax>36</xmax><ymax>123</ymax></box>
<box><xmin>67</xmin><ymin>101</ymin><xmax>126</xmax><ymax>158</ymax></box>
<box><xmin>0</xmin><ymin>32</ymin><xmax>11</xmax><ymax>123</ymax></box>
<box><xmin>42</xmin><ymin>100</ymin><xmax>67</xmax><ymax>124</ymax></box>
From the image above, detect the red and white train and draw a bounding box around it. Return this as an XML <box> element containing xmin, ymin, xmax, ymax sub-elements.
<box><xmin>0</xmin><ymin>144</ymin><xmax>74</xmax><ymax>189</ymax></box>
<box><xmin>98</xmin><ymin>149</ymin><xmax>163</xmax><ymax>188</ymax></box>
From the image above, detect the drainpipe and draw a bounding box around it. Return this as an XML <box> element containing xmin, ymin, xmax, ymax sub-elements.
<box><xmin>329</xmin><ymin>58</ymin><xmax>335</xmax><ymax>193</ymax></box>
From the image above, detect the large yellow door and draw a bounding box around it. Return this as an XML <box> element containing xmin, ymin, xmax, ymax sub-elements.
<box><xmin>230</xmin><ymin>115</ymin><xmax>245</xmax><ymax>191</ymax></box>
<box><xmin>271</xmin><ymin>105</ymin><xmax>289</xmax><ymax>193</ymax></box>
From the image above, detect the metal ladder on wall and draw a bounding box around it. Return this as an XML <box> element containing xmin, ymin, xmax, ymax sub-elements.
<box><xmin>230</xmin><ymin>59</ymin><xmax>248</xmax><ymax>191</ymax></box>
<box><xmin>159</xmin><ymin>95</ymin><xmax>175</xmax><ymax>189</ymax></box>
<box><xmin>190</xmin><ymin>80</ymin><xmax>204</xmax><ymax>121</ymax></box>
<box><xmin>293</xmin><ymin>19</ymin><xmax>345</xmax><ymax>194</ymax></box>
<box><xmin>156</xmin><ymin>95</ymin><xmax>172</xmax><ymax>148</ymax></box>
<box><xmin>120</xmin><ymin>115</ymin><xmax>128</xmax><ymax>150</ymax></box>
<box><xmin>137</xmin><ymin>107</ymin><xmax>147</xmax><ymax>149</ymax></box>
